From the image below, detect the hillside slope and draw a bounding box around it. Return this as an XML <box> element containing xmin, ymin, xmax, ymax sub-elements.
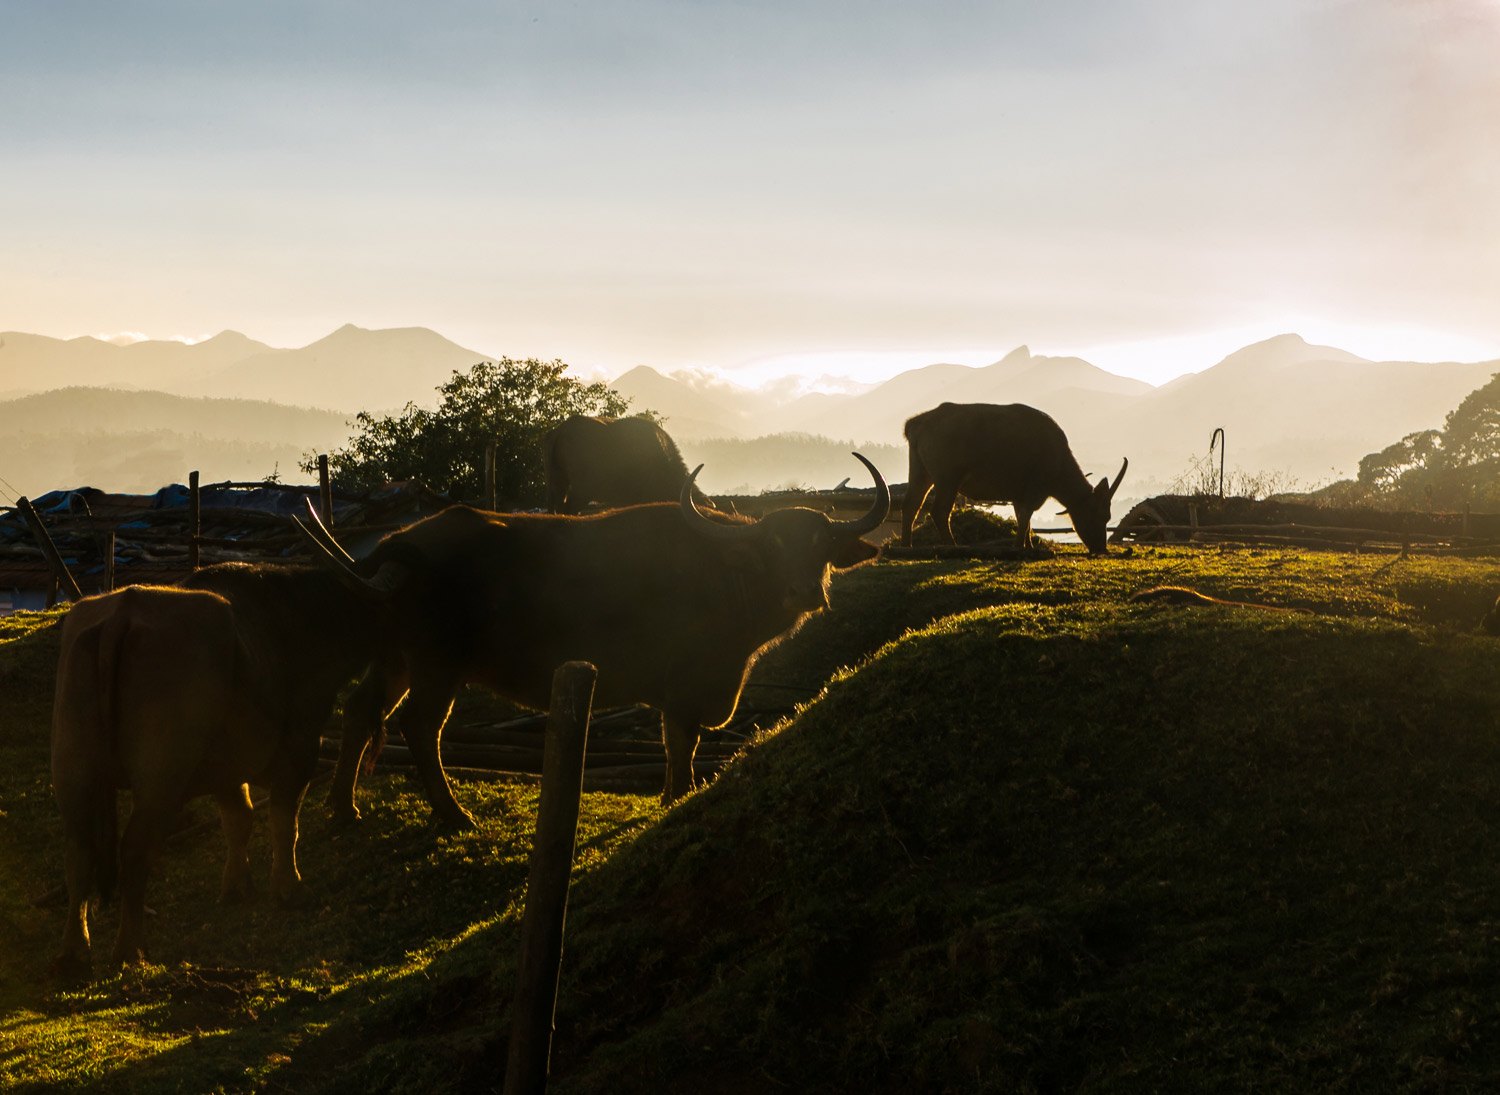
<box><xmin>4</xmin><ymin>549</ymin><xmax>1499</xmax><ymax>1092</ymax></box>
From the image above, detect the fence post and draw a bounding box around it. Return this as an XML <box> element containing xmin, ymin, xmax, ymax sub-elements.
<box><xmin>16</xmin><ymin>496</ymin><xmax>84</xmax><ymax>602</ymax></box>
<box><xmin>189</xmin><ymin>470</ymin><xmax>201</xmax><ymax>571</ymax></box>
<box><xmin>318</xmin><ymin>454</ymin><xmax>334</xmax><ymax>527</ymax></box>
<box><xmin>104</xmin><ymin>530</ymin><xmax>116</xmax><ymax>593</ymax></box>
<box><xmin>485</xmin><ymin>443</ymin><xmax>498</xmax><ymax>510</ymax></box>
<box><xmin>504</xmin><ymin>660</ymin><xmax>597</xmax><ymax>1095</ymax></box>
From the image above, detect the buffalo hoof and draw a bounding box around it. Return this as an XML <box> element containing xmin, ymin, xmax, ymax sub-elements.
<box><xmin>49</xmin><ymin>951</ymin><xmax>91</xmax><ymax>983</ymax></box>
<box><xmin>272</xmin><ymin>879</ymin><xmax>308</xmax><ymax>908</ymax></box>
<box><xmin>110</xmin><ymin>944</ymin><xmax>147</xmax><ymax>969</ymax></box>
<box><xmin>437</xmin><ymin>812</ymin><xmax>477</xmax><ymax>833</ymax></box>
<box><xmin>219</xmin><ymin>878</ymin><xmax>254</xmax><ymax>905</ymax></box>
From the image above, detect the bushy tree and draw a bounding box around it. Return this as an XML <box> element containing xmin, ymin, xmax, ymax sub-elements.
<box><xmin>1344</xmin><ymin>371</ymin><xmax>1500</xmax><ymax>508</ymax></box>
<box><xmin>306</xmin><ymin>358</ymin><xmax>632</xmax><ymax>506</ymax></box>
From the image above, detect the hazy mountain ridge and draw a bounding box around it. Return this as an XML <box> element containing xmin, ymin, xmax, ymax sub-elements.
<box><xmin>1</xmin><ymin>326</ymin><xmax>1494</xmax><ymax>500</ymax></box>
<box><xmin>0</xmin><ymin>387</ymin><xmax>354</xmax><ymax>498</ymax></box>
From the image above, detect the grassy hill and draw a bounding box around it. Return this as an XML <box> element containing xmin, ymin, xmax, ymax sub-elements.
<box><xmin>2</xmin><ymin>546</ymin><xmax>1499</xmax><ymax>1091</ymax></box>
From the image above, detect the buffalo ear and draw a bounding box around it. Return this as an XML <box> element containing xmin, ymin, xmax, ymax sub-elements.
<box><xmin>832</xmin><ymin>537</ymin><xmax>879</xmax><ymax>569</ymax></box>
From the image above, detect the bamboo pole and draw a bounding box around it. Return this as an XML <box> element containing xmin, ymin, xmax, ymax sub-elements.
<box><xmin>504</xmin><ymin>661</ymin><xmax>597</xmax><ymax>1095</ymax></box>
<box><xmin>485</xmin><ymin>443</ymin><xmax>498</xmax><ymax>510</ymax></box>
<box><xmin>189</xmin><ymin>471</ymin><xmax>201</xmax><ymax>571</ymax></box>
<box><xmin>318</xmin><ymin>455</ymin><xmax>334</xmax><ymax>528</ymax></box>
<box><xmin>15</xmin><ymin>496</ymin><xmax>84</xmax><ymax>602</ymax></box>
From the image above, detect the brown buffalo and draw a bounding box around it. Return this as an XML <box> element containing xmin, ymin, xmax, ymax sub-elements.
<box><xmin>901</xmin><ymin>402</ymin><xmax>1127</xmax><ymax>554</ymax></box>
<box><xmin>543</xmin><ymin>414</ymin><xmax>712</xmax><ymax>513</ymax></box>
<box><xmin>299</xmin><ymin>454</ymin><xmax>889</xmax><ymax>827</ymax></box>
<box><xmin>51</xmin><ymin>565</ymin><xmax>381</xmax><ymax>974</ymax></box>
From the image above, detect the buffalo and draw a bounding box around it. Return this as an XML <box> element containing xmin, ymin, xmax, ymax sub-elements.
<box><xmin>51</xmin><ymin>564</ymin><xmax>381</xmax><ymax>974</ymax></box>
<box><xmin>299</xmin><ymin>454</ymin><xmax>890</xmax><ymax>828</ymax></box>
<box><xmin>543</xmin><ymin>414</ymin><xmax>712</xmax><ymax>513</ymax></box>
<box><xmin>900</xmin><ymin>402</ymin><xmax>1127</xmax><ymax>555</ymax></box>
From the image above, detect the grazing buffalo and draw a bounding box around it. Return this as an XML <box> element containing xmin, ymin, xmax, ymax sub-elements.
<box><xmin>51</xmin><ymin>565</ymin><xmax>381</xmax><ymax>974</ymax></box>
<box><xmin>901</xmin><ymin>402</ymin><xmax>1128</xmax><ymax>554</ymax></box>
<box><xmin>299</xmin><ymin>454</ymin><xmax>889</xmax><ymax>827</ymax></box>
<box><xmin>543</xmin><ymin>414</ymin><xmax>712</xmax><ymax>513</ymax></box>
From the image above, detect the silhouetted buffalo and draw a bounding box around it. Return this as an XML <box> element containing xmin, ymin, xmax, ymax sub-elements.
<box><xmin>50</xmin><ymin>565</ymin><xmax>380</xmax><ymax>974</ymax></box>
<box><xmin>298</xmin><ymin>455</ymin><xmax>889</xmax><ymax>827</ymax></box>
<box><xmin>543</xmin><ymin>414</ymin><xmax>712</xmax><ymax>513</ymax></box>
<box><xmin>901</xmin><ymin>402</ymin><xmax>1127</xmax><ymax>554</ymax></box>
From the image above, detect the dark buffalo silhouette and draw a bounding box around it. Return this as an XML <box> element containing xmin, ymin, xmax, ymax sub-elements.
<box><xmin>50</xmin><ymin>565</ymin><xmax>381</xmax><ymax>974</ymax></box>
<box><xmin>298</xmin><ymin>455</ymin><xmax>889</xmax><ymax>827</ymax></box>
<box><xmin>901</xmin><ymin>402</ymin><xmax>1127</xmax><ymax>554</ymax></box>
<box><xmin>543</xmin><ymin>414</ymin><xmax>712</xmax><ymax>513</ymax></box>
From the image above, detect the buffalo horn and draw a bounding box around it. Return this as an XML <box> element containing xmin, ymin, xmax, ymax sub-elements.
<box><xmin>680</xmin><ymin>466</ymin><xmax>757</xmax><ymax>540</ymax></box>
<box><xmin>1107</xmin><ymin>457</ymin><xmax>1129</xmax><ymax>500</ymax></box>
<box><xmin>301</xmin><ymin>496</ymin><xmax>359</xmax><ymax>567</ymax></box>
<box><xmin>291</xmin><ymin>515</ymin><xmax>408</xmax><ymax>599</ymax></box>
<box><xmin>829</xmin><ymin>453</ymin><xmax>890</xmax><ymax>537</ymax></box>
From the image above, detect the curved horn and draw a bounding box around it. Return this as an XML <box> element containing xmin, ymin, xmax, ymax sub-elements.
<box><xmin>1107</xmin><ymin>457</ymin><xmax>1129</xmax><ymax>501</ymax></box>
<box><xmin>302</xmin><ymin>496</ymin><xmax>358</xmax><ymax>568</ymax></box>
<box><xmin>292</xmin><ymin>515</ymin><xmax>408</xmax><ymax>599</ymax></box>
<box><xmin>681</xmin><ymin>465</ymin><xmax>756</xmax><ymax>541</ymax></box>
<box><xmin>830</xmin><ymin>453</ymin><xmax>890</xmax><ymax>537</ymax></box>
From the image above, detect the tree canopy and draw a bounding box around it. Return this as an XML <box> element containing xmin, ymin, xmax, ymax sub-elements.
<box><xmin>306</xmin><ymin>358</ymin><xmax>632</xmax><ymax>506</ymax></box>
<box><xmin>1349</xmin><ymin>371</ymin><xmax>1500</xmax><ymax>508</ymax></box>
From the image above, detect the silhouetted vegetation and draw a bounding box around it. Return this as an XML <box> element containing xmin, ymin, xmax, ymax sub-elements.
<box><xmin>308</xmin><ymin>359</ymin><xmax>632</xmax><ymax>505</ymax></box>
<box><xmin>1315</xmin><ymin>371</ymin><xmax>1500</xmax><ymax>508</ymax></box>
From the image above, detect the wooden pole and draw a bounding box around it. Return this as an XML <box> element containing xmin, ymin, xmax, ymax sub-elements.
<box><xmin>104</xmin><ymin>530</ymin><xmax>116</xmax><ymax>593</ymax></box>
<box><xmin>16</xmin><ymin>496</ymin><xmax>84</xmax><ymax>602</ymax></box>
<box><xmin>484</xmin><ymin>443</ymin><xmax>498</xmax><ymax>510</ymax></box>
<box><xmin>317</xmin><ymin>454</ymin><xmax>334</xmax><ymax>528</ymax></box>
<box><xmin>189</xmin><ymin>470</ymin><xmax>201</xmax><ymax>571</ymax></box>
<box><xmin>504</xmin><ymin>661</ymin><xmax>597</xmax><ymax>1095</ymax></box>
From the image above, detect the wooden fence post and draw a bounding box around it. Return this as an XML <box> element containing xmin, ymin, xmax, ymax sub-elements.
<box><xmin>189</xmin><ymin>471</ymin><xmax>201</xmax><ymax>571</ymax></box>
<box><xmin>318</xmin><ymin>454</ymin><xmax>334</xmax><ymax>528</ymax></box>
<box><xmin>16</xmin><ymin>496</ymin><xmax>84</xmax><ymax>602</ymax></box>
<box><xmin>504</xmin><ymin>660</ymin><xmax>597</xmax><ymax>1095</ymax></box>
<box><xmin>485</xmin><ymin>443</ymin><xmax>498</xmax><ymax>510</ymax></box>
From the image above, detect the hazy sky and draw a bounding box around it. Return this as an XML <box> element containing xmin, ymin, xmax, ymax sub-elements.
<box><xmin>4</xmin><ymin>0</ymin><xmax>1498</xmax><ymax>385</ymax></box>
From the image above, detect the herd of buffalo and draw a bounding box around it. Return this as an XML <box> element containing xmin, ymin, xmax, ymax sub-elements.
<box><xmin>46</xmin><ymin>401</ymin><xmax>1130</xmax><ymax>975</ymax></box>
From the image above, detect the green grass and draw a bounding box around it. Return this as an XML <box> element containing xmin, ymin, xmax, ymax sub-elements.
<box><xmin>1</xmin><ymin>546</ymin><xmax>1498</xmax><ymax>1091</ymax></box>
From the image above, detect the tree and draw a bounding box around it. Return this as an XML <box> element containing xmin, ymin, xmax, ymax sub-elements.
<box><xmin>305</xmin><ymin>358</ymin><xmax>633</xmax><ymax>506</ymax></box>
<box><xmin>1337</xmin><ymin>370</ymin><xmax>1500</xmax><ymax>509</ymax></box>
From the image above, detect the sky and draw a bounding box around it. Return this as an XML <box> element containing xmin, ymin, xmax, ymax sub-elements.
<box><xmin>3</xmin><ymin>0</ymin><xmax>1499</xmax><ymax>388</ymax></box>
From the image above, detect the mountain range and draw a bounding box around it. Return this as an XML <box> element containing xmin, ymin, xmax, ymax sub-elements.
<box><xmin>0</xmin><ymin>325</ymin><xmax>1494</xmax><ymax>502</ymax></box>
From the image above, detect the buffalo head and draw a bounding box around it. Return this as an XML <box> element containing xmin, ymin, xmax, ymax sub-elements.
<box><xmin>680</xmin><ymin>453</ymin><xmax>889</xmax><ymax>613</ymax></box>
<box><xmin>1062</xmin><ymin>457</ymin><xmax>1128</xmax><ymax>555</ymax></box>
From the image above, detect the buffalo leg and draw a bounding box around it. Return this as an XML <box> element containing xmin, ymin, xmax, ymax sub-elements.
<box><xmin>927</xmin><ymin>483</ymin><xmax>960</xmax><ymax>545</ymax></box>
<box><xmin>215</xmin><ymin>784</ymin><xmax>255</xmax><ymax>903</ymax></box>
<box><xmin>1014</xmin><ymin>503</ymin><xmax>1034</xmax><ymax>549</ymax></box>
<box><xmin>113</xmin><ymin>802</ymin><xmax>173</xmax><ymax>967</ymax></box>
<box><xmin>400</xmin><ymin>685</ymin><xmax>473</xmax><ymax>830</ymax></box>
<box><xmin>662</xmin><ymin>713</ymin><xmax>702</xmax><ymax>803</ymax></box>
<box><xmin>330</xmin><ymin>665</ymin><xmax>405</xmax><ymax>825</ymax></box>
<box><xmin>54</xmin><ymin>826</ymin><xmax>98</xmax><ymax>976</ymax></box>
<box><xmin>901</xmin><ymin>453</ymin><xmax>934</xmax><ymax>546</ymax></box>
<box><xmin>267</xmin><ymin>780</ymin><xmax>309</xmax><ymax>903</ymax></box>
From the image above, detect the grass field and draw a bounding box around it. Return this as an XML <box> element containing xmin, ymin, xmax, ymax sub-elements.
<box><xmin>1</xmin><ymin>544</ymin><xmax>1497</xmax><ymax>1091</ymax></box>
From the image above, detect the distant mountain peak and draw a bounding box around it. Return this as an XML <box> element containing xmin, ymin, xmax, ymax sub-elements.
<box><xmin>997</xmin><ymin>345</ymin><xmax>1031</xmax><ymax>366</ymax></box>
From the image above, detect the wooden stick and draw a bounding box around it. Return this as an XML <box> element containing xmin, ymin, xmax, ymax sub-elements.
<box><xmin>318</xmin><ymin>455</ymin><xmax>334</xmax><ymax>528</ymax></box>
<box><xmin>104</xmin><ymin>530</ymin><xmax>116</xmax><ymax>592</ymax></box>
<box><xmin>15</xmin><ymin>497</ymin><xmax>84</xmax><ymax>602</ymax></box>
<box><xmin>505</xmin><ymin>661</ymin><xmax>597</xmax><ymax>1095</ymax></box>
<box><xmin>189</xmin><ymin>471</ymin><xmax>201</xmax><ymax>571</ymax></box>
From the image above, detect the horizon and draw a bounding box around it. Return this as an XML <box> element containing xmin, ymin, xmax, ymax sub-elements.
<box><xmin>4</xmin><ymin>2</ymin><xmax>1498</xmax><ymax>388</ymax></box>
<box><xmin>10</xmin><ymin>316</ymin><xmax>1499</xmax><ymax>398</ymax></box>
